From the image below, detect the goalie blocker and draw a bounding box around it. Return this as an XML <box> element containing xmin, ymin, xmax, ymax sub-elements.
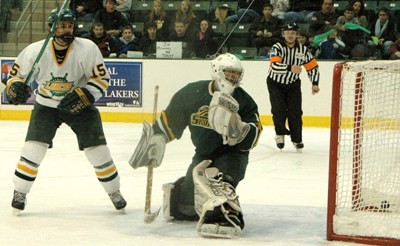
<box><xmin>129</xmin><ymin>121</ymin><xmax>166</xmax><ymax>169</ymax></box>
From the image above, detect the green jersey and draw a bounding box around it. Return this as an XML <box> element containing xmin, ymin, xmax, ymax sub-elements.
<box><xmin>154</xmin><ymin>80</ymin><xmax>262</xmax><ymax>158</ymax></box>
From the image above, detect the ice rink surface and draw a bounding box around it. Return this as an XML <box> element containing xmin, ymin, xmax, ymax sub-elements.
<box><xmin>0</xmin><ymin>121</ymin><xmax>361</xmax><ymax>246</ymax></box>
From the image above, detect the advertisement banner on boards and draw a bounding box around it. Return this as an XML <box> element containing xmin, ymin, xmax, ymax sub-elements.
<box><xmin>1</xmin><ymin>59</ymin><xmax>142</xmax><ymax>107</ymax></box>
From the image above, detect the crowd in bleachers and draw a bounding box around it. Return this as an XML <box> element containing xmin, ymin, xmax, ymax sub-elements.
<box><xmin>66</xmin><ymin>0</ymin><xmax>400</xmax><ymax>59</ymax></box>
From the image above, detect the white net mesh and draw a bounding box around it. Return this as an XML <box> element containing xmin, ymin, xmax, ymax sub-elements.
<box><xmin>332</xmin><ymin>61</ymin><xmax>400</xmax><ymax>240</ymax></box>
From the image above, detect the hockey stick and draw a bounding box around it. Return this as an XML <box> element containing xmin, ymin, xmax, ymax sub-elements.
<box><xmin>0</xmin><ymin>0</ymin><xmax>70</xmax><ymax>94</ymax></box>
<box><xmin>144</xmin><ymin>85</ymin><xmax>161</xmax><ymax>224</ymax></box>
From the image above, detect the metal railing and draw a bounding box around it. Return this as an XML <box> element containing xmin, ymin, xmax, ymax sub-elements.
<box><xmin>14</xmin><ymin>1</ymin><xmax>63</xmax><ymax>54</ymax></box>
<box><xmin>15</xmin><ymin>0</ymin><xmax>45</xmax><ymax>54</ymax></box>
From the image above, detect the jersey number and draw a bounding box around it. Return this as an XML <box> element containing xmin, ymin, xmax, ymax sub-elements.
<box><xmin>95</xmin><ymin>64</ymin><xmax>107</xmax><ymax>77</ymax></box>
<box><xmin>9</xmin><ymin>63</ymin><xmax>20</xmax><ymax>77</ymax></box>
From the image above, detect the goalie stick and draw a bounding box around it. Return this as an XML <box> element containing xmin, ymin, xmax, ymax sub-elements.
<box><xmin>0</xmin><ymin>0</ymin><xmax>71</xmax><ymax>94</ymax></box>
<box><xmin>144</xmin><ymin>85</ymin><xmax>161</xmax><ymax>224</ymax></box>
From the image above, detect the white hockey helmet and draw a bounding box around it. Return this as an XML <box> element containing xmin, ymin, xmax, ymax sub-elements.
<box><xmin>211</xmin><ymin>53</ymin><xmax>244</xmax><ymax>95</ymax></box>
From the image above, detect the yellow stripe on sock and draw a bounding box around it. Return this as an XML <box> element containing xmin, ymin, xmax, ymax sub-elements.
<box><xmin>17</xmin><ymin>162</ymin><xmax>38</xmax><ymax>175</ymax></box>
<box><xmin>95</xmin><ymin>165</ymin><xmax>117</xmax><ymax>177</ymax></box>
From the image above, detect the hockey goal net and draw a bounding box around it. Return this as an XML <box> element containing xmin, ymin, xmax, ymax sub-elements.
<box><xmin>327</xmin><ymin>61</ymin><xmax>400</xmax><ymax>245</ymax></box>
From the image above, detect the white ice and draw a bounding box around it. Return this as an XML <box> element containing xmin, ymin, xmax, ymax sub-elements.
<box><xmin>0</xmin><ymin>121</ymin><xmax>361</xmax><ymax>246</ymax></box>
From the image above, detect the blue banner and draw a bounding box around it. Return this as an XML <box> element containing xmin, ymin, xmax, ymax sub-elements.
<box><xmin>1</xmin><ymin>59</ymin><xmax>143</xmax><ymax>107</ymax></box>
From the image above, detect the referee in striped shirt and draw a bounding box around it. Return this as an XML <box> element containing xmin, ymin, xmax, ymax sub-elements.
<box><xmin>266</xmin><ymin>22</ymin><xmax>320</xmax><ymax>152</ymax></box>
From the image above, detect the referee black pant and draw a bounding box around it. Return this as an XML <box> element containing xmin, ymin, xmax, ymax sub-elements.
<box><xmin>267</xmin><ymin>77</ymin><xmax>303</xmax><ymax>143</ymax></box>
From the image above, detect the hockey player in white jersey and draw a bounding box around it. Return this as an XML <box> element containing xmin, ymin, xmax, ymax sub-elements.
<box><xmin>6</xmin><ymin>8</ymin><xmax>126</xmax><ymax>214</ymax></box>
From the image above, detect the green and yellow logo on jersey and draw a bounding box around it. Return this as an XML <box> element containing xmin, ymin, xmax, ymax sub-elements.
<box><xmin>191</xmin><ymin>105</ymin><xmax>212</xmax><ymax>129</ymax></box>
<box><xmin>44</xmin><ymin>73</ymin><xmax>74</xmax><ymax>97</ymax></box>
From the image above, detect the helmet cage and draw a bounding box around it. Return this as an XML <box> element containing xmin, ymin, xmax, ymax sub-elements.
<box><xmin>211</xmin><ymin>54</ymin><xmax>244</xmax><ymax>95</ymax></box>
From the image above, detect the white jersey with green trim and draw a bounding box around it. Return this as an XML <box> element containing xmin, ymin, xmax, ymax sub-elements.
<box><xmin>7</xmin><ymin>37</ymin><xmax>110</xmax><ymax>108</ymax></box>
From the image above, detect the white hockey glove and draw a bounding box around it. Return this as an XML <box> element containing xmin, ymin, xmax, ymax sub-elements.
<box><xmin>208</xmin><ymin>91</ymin><xmax>250</xmax><ymax>146</ymax></box>
<box><xmin>129</xmin><ymin>121</ymin><xmax>166</xmax><ymax>169</ymax></box>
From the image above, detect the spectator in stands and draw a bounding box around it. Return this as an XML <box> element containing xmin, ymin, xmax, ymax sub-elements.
<box><xmin>146</xmin><ymin>0</ymin><xmax>171</xmax><ymax>41</ymax></box>
<box><xmin>351</xmin><ymin>0</ymin><xmax>368</xmax><ymax>28</ymax></box>
<box><xmin>168</xmin><ymin>19</ymin><xmax>193</xmax><ymax>58</ymax></box>
<box><xmin>138</xmin><ymin>22</ymin><xmax>162</xmax><ymax>57</ymax></box>
<box><xmin>70</xmin><ymin>0</ymin><xmax>103</xmax><ymax>21</ymax></box>
<box><xmin>283</xmin><ymin>0</ymin><xmax>320</xmax><ymax>24</ymax></box>
<box><xmin>270</xmin><ymin>0</ymin><xmax>290</xmax><ymax>20</ymax></box>
<box><xmin>94</xmin><ymin>0</ymin><xmax>130</xmax><ymax>39</ymax></box>
<box><xmin>82</xmin><ymin>22</ymin><xmax>120</xmax><ymax>57</ymax></box>
<box><xmin>389</xmin><ymin>37</ymin><xmax>400</xmax><ymax>60</ymax></box>
<box><xmin>335</xmin><ymin>5</ymin><xmax>371</xmax><ymax>58</ymax></box>
<box><xmin>310</xmin><ymin>0</ymin><xmax>338</xmax><ymax>36</ymax></box>
<box><xmin>173</xmin><ymin>0</ymin><xmax>197</xmax><ymax>37</ymax></box>
<box><xmin>317</xmin><ymin>29</ymin><xmax>346</xmax><ymax>59</ymax></box>
<box><xmin>369</xmin><ymin>7</ymin><xmax>396</xmax><ymax>59</ymax></box>
<box><xmin>213</xmin><ymin>6</ymin><xmax>230</xmax><ymax>24</ymax></box>
<box><xmin>249</xmin><ymin>3</ymin><xmax>282</xmax><ymax>53</ymax></box>
<box><xmin>115</xmin><ymin>0</ymin><xmax>132</xmax><ymax>20</ymax></box>
<box><xmin>297</xmin><ymin>29</ymin><xmax>316</xmax><ymax>55</ymax></box>
<box><xmin>117</xmin><ymin>25</ymin><xmax>138</xmax><ymax>57</ymax></box>
<box><xmin>192</xmin><ymin>19</ymin><xmax>218</xmax><ymax>58</ymax></box>
<box><xmin>225</xmin><ymin>0</ymin><xmax>268</xmax><ymax>24</ymax></box>
<box><xmin>0</xmin><ymin>0</ymin><xmax>12</xmax><ymax>42</ymax></box>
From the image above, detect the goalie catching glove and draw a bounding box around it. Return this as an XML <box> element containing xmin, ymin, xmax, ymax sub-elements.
<box><xmin>129</xmin><ymin>121</ymin><xmax>166</xmax><ymax>169</ymax></box>
<box><xmin>6</xmin><ymin>80</ymin><xmax>32</xmax><ymax>105</ymax></box>
<box><xmin>58</xmin><ymin>87</ymin><xmax>95</xmax><ymax>114</ymax></box>
<box><xmin>208</xmin><ymin>91</ymin><xmax>250</xmax><ymax>146</ymax></box>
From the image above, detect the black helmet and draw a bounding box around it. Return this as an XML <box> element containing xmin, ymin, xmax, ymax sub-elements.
<box><xmin>281</xmin><ymin>22</ymin><xmax>299</xmax><ymax>31</ymax></box>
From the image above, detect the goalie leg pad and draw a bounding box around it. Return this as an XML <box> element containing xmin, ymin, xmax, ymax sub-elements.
<box><xmin>193</xmin><ymin>160</ymin><xmax>244</xmax><ymax>238</ymax></box>
<box><xmin>162</xmin><ymin>177</ymin><xmax>199</xmax><ymax>221</ymax></box>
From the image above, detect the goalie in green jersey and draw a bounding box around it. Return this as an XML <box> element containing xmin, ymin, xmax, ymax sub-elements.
<box><xmin>130</xmin><ymin>53</ymin><xmax>263</xmax><ymax>238</ymax></box>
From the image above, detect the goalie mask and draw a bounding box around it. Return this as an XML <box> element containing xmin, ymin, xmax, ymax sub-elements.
<box><xmin>211</xmin><ymin>53</ymin><xmax>244</xmax><ymax>95</ymax></box>
<box><xmin>48</xmin><ymin>8</ymin><xmax>76</xmax><ymax>45</ymax></box>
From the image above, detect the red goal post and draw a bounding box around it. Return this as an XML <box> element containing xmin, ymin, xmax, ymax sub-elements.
<box><xmin>327</xmin><ymin>61</ymin><xmax>400</xmax><ymax>245</ymax></box>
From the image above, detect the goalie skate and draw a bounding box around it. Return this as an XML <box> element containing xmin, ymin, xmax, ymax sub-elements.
<box><xmin>198</xmin><ymin>223</ymin><xmax>241</xmax><ymax>238</ymax></box>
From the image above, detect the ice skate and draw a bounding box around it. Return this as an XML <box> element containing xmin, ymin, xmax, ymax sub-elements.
<box><xmin>11</xmin><ymin>190</ymin><xmax>26</xmax><ymax>216</ymax></box>
<box><xmin>293</xmin><ymin>142</ymin><xmax>304</xmax><ymax>153</ymax></box>
<box><xmin>275</xmin><ymin>135</ymin><xmax>285</xmax><ymax>150</ymax></box>
<box><xmin>109</xmin><ymin>190</ymin><xmax>127</xmax><ymax>212</ymax></box>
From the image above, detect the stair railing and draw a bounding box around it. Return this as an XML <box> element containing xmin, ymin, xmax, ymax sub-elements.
<box><xmin>15</xmin><ymin>0</ymin><xmax>45</xmax><ymax>54</ymax></box>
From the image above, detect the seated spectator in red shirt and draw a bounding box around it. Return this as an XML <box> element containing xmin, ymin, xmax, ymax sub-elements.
<box><xmin>82</xmin><ymin>22</ymin><xmax>120</xmax><ymax>57</ymax></box>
